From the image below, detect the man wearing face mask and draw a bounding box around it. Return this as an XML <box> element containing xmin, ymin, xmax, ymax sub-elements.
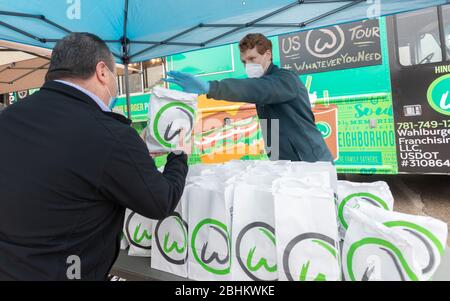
<box><xmin>0</xmin><ymin>33</ymin><xmax>189</xmax><ymax>280</ymax></box>
<box><xmin>165</xmin><ymin>33</ymin><xmax>332</xmax><ymax>162</ymax></box>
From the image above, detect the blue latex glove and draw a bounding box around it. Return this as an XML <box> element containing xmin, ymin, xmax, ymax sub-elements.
<box><xmin>163</xmin><ymin>71</ymin><xmax>210</xmax><ymax>95</ymax></box>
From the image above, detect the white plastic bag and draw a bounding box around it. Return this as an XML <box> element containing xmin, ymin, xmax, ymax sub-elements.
<box><xmin>342</xmin><ymin>208</ymin><xmax>423</xmax><ymax>281</ymax></box>
<box><xmin>344</xmin><ymin>202</ymin><xmax>447</xmax><ymax>280</ymax></box>
<box><xmin>120</xmin><ymin>231</ymin><xmax>129</xmax><ymax>250</ymax></box>
<box><xmin>187</xmin><ymin>178</ymin><xmax>232</xmax><ymax>281</ymax></box>
<box><xmin>146</xmin><ymin>86</ymin><xmax>197</xmax><ymax>152</ymax></box>
<box><xmin>287</xmin><ymin>161</ymin><xmax>338</xmax><ymax>193</ymax></box>
<box><xmin>273</xmin><ymin>179</ymin><xmax>341</xmax><ymax>281</ymax></box>
<box><xmin>123</xmin><ymin>209</ymin><xmax>153</xmax><ymax>257</ymax></box>
<box><xmin>151</xmin><ymin>195</ymin><xmax>189</xmax><ymax>278</ymax></box>
<box><xmin>337</xmin><ymin>181</ymin><xmax>394</xmax><ymax>238</ymax></box>
<box><xmin>231</xmin><ymin>174</ymin><xmax>279</xmax><ymax>281</ymax></box>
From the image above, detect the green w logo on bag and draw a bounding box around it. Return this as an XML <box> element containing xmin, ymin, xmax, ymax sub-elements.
<box><xmin>133</xmin><ymin>223</ymin><xmax>152</xmax><ymax>243</ymax></box>
<box><xmin>163</xmin><ymin>232</ymin><xmax>185</xmax><ymax>254</ymax></box>
<box><xmin>125</xmin><ymin>212</ymin><xmax>152</xmax><ymax>250</ymax></box>
<box><xmin>246</xmin><ymin>229</ymin><xmax>277</xmax><ymax>272</ymax></box>
<box><xmin>191</xmin><ymin>218</ymin><xmax>231</xmax><ymax>275</ymax></box>
<box><xmin>346</xmin><ymin>237</ymin><xmax>419</xmax><ymax>281</ymax></box>
<box><xmin>348</xmin><ymin>220</ymin><xmax>444</xmax><ymax>281</ymax></box>
<box><xmin>283</xmin><ymin>233</ymin><xmax>339</xmax><ymax>282</ymax></box>
<box><xmin>152</xmin><ymin>102</ymin><xmax>195</xmax><ymax>148</ymax></box>
<box><xmin>339</xmin><ymin>192</ymin><xmax>390</xmax><ymax>229</ymax></box>
<box><xmin>383</xmin><ymin>220</ymin><xmax>445</xmax><ymax>277</ymax></box>
<box><xmin>298</xmin><ymin>239</ymin><xmax>338</xmax><ymax>281</ymax></box>
<box><xmin>235</xmin><ymin>222</ymin><xmax>278</xmax><ymax>281</ymax></box>
<box><xmin>155</xmin><ymin>212</ymin><xmax>188</xmax><ymax>265</ymax></box>
<box><xmin>342</xmin><ymin>204</ymin><xmax>447</xmax><ymax>281</ymax></box>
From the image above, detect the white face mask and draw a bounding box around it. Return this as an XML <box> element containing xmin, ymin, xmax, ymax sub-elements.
<box><xmin>105</xmin><ymin>65</ymin><xmax>119</xmax><ymax>109</ymax></box>
<box><xmin>245</xmin><ymin>53</ymin><xmax>271</xmax><ymax>78</ymax></box>
<box><xmin>245</xmin><ymin>63</ymin><xmax>265</xmax><ymax>78</ymax></box>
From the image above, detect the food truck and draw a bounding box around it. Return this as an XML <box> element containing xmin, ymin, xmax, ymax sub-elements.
<box><xmin>3</xmin><ymin>5</ymin><xmax>449</xmax><ymax>174</ymax></box>
<box><xmin>101</xmin><ymin>4</ymin><xmax>450</xmax><ymax>175</ymax></box>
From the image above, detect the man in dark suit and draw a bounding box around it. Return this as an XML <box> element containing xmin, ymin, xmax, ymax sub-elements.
<box><xmin>165</xmin><ymin>33</ymin><xmax>333</xmax><ymax>162</ymax></box>
<box><xmin>0</xmin><ymin>33</ymin><xmax>189</xmax><ymax>280</ymax></box>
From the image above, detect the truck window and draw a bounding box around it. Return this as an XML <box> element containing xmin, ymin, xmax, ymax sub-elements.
<box><xmin>443</xmin><ymin>5</ymin><xmax>450</xmax><ymax>60</ymax></box>
<box><xmin>143</xmin><ymin>59</ymin><xmax>164</xmax><ymax>92</ymax></box>
<box><xmin>117</xmin><ymin>63</ymin><xmax>144</xmax><ymax>95</ymax></box>
<box><xmin>396</xmin><ymin>7</ymin><xmax>443</xmax><ymax>66</ymax></box>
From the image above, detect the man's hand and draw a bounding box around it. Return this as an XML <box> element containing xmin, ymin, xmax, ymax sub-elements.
<box><xmin>163</xmin><ymin>71</ymin><xmax>210</xmax><ymax>95</ymax></box>
<box><xmin>149</xmin><ymin>152</ymin><xmax>167</xmax><ymax>158</ymax></box>
<box><xmin>140</xmin><ymin>126</ymin><xmax>164</xmax><ymax>158</ymax></box>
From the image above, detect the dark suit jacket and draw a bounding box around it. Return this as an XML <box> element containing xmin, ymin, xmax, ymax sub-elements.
<box><xmin>208</xmin><ymin>64</ymin><xmax>333</xmax><ymax>162</ymax></box>
<box><xmin>0</xmin><ymin>81</ymin><xmax>188</xmax><ymax>280</ymax></box>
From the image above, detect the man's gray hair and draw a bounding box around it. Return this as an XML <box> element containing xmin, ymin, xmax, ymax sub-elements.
<box><xmin>46</xmin><ymin>32</ymin><xmax>114</xmax><ymax>81</ymax></box>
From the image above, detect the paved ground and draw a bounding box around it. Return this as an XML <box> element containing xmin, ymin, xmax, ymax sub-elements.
<box><xmin>339</xmin><ymin>174</ymin><xmax>450</xmax><ymax>247</ymax></box>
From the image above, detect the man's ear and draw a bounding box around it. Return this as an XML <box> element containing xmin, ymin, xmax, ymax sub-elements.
<box><xmin>267</xmin><ymin>50</ymin><xmax>273</xmax><ymax>61</ymax></box>
<box><xmin>96</xmin><ymin>62</ymin><xmax>108</xmax><ymax>85</ymax></box>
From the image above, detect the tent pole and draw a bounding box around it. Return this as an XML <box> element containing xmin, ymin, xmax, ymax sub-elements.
<box><xmin>122</xmin><ymin>0</ymin><xmax>131</xmax><ymax>120</ymax></box>
<box><xmin>124</xmin><ymin>63</ymin><xmax>131</xmax><ymax>120</ymax></box>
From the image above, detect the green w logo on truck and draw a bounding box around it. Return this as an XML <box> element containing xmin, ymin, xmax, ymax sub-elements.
<box><xmin>427</xmin><ymin>74</ymin><xmax>450</xmax><ymax>116</ymax></box>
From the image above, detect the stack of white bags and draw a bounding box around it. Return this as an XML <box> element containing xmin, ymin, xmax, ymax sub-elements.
<box><xmin>120</xmin><ymin>160</ymin><xmax>448</xmax><ymax>281</ymax></box>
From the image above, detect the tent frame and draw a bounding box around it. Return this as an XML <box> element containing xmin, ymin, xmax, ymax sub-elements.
<box><xmin>0</xmin><ymin>46</ymin><xmax>50</xmax><ymax>85</ymax></box>
<box><xmin>0</xmin><ymin>0</ymin><xmax>367</xmax><ymax>119</ymax></box>
<box><xmin>0</xmin><ymin>62</ymin><xmax>49</xmax><ymax>85</ymax></box>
